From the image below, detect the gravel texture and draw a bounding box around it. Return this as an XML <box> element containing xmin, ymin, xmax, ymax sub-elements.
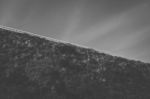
<box><xmin>0</xmin><ymin>27</ymin><xmax>150</xmax><ymax>99</ymax></box>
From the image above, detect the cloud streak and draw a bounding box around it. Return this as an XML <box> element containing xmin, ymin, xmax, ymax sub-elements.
<box><xmin>0</xmin><ymin>0</ymin><xmax>150</xmax><ymax>62</ymax></box>
<box><xmin>62</xmin><ymin>0</ymin><xmax>87</xmax><ymax>41</ymax></box>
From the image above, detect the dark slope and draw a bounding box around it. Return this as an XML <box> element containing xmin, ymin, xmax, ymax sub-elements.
<box><xmin>0</xmin><ymin>27</ymin><xmax>150</xmax><ymax>99</ymax></box>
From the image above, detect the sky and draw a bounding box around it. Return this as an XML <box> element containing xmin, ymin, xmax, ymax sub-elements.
<box><xmin>0</xmin><ymin>0</ymin><xmax>150</xmax><ymax>62</ymax></box>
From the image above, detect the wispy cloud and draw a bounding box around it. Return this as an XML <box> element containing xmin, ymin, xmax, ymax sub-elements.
<box><xmin>62</xmin><ymin>0</ymin><xmax>87</xmax><ymax>41</ymax></box>
<box><xmin>62</xmin><ymin>3</ymin><xmax>150</xmax><ymax>62</ymax></box>
<box><xmin>0</xmin><ymin>0</ymin><xmax>149</xmax><ymax>62</ymax></box>
<box><xmin>67</xmin><ymin>15</ymin><xmax>124</xmax><ymax>44</ymax></box>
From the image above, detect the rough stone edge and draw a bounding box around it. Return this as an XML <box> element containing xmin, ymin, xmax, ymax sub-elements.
<box><xmin>0</xmin><ymin>25</ymin><xmax>149</xmax><ymax>64</ymax></box>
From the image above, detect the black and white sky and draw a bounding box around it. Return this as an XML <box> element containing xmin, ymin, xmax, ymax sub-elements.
<box><xmin>0</xmin><ymin>0</ymin><xmax>150</xmax><ymax>62</ymax></box>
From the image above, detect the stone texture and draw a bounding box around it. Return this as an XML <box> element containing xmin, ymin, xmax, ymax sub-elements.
<box><xmin>0</xmin><ymin>27</ymin><xmax>150</xmax><ymax>99</ymax></box>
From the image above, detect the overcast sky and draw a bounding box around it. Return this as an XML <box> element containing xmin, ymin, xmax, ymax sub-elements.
<box><xmin>0</xmin><ymin>0</ymin><xmax>150</xmax><ymax>62</ymax></box>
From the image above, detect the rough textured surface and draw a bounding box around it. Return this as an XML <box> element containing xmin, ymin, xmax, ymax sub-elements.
<box><xmin>0</xmin><ymin>27</ymin><xmax>150</xmax><ymax>99</ymax></box>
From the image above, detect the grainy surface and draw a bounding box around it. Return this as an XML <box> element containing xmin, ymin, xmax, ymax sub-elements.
<box><xmin>0</xmin><ymin>28</ymin><xmax>150</xmax><ymax>99</ymax></box>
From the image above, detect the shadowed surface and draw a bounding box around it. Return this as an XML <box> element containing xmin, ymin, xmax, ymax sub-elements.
<box><xmin>0</xmin><ymin>27</ymin><xmax>150</xmax><ymax>99</ymax></box>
